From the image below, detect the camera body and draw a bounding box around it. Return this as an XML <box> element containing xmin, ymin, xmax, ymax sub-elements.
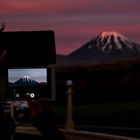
<box><xmin>0</xmin><ymin>30</ymin><xmax>56</xmax><ymax>101</ymax></box>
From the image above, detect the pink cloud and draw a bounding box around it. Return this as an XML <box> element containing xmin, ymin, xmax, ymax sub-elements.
<box><xmin>0</xmin><ymin>0</ymin><xmax>48</xmax><ymax>14</ymax></box>
<box><xmin>45</xmin><ymin>0</ymin><xmax>140</xmax><ymax>16</ymax></box>
<box><xmin>1</xmin><ymin>0</ymin><xmax>139</xmax><ymax>16</ymax></box>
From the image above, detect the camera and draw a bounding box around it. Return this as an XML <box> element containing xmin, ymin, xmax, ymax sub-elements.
<box><xmin>0</xmin><ymin>30</ymin><xmax>56</xmax><ymax>101</ymax></box>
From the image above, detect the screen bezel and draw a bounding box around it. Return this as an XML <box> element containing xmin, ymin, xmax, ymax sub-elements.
<box><xmin>4</xmin><ymin>65</ymin><xmax>56</xmax><ymax>101</ymax></box>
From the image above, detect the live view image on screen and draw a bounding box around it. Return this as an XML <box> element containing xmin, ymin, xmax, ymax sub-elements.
<box><xmin>7</xmin><ymin>68</ymin><xmax>52</xmax><ymax>100</ymax></box>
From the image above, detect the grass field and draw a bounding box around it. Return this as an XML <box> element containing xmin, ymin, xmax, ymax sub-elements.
<box><xmin>55</xmin><ymin>101</ymin><xmax>140</xmax><ymax>128</ymax></box>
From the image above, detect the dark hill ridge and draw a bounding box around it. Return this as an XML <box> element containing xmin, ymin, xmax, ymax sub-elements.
<box><xmin>57</xmin><ymin>31</ymin><xmax>140</xmax><ymax>65</ymax></box>
<box><xmin>56</xmin><ymin>54</ymin><xmax>69</xmax><ymax>64</ymax></box>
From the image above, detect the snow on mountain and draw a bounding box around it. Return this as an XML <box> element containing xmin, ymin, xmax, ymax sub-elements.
<box><xmin>68</xmin><ymin>31</ymin><xmax>140</xmax><ymax>64</ymax></box>
<box><xmin>94</xmin><ymin>31</ymin><xmax>140</xmax><ymax>52</ymax></box>
<box><xmin>22</xmin><ymin>76</ymin><xmax>33</xmax><ymax>82</ymax></box>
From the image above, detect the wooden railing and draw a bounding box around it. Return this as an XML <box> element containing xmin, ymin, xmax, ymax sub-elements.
<box><xmin>16</xmin><ymin>126</ymin><xmax>139</xmax><ymax>140</ymax></box>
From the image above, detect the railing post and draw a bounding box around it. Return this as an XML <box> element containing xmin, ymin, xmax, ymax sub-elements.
<box><xmin>65</xmin><ymin>80</ymin><xmax>74</xmax><ymax>130</ymax></box>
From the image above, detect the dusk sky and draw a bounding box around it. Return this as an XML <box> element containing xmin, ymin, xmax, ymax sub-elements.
<box><xmin>0</xmin><ymin>0</ymin><xmax>140</xmax><ymax>55</ymax></box>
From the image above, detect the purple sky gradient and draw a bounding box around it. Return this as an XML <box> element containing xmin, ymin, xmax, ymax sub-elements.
<box><xmin>0</xmin><ymin>0</ymin><xmax>140</xmax><ymax>55</ymax></box>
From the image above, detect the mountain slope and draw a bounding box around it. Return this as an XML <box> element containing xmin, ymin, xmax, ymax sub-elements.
<box><xmin>68</xmin><ymin>31</ymin><xmax>140</xmax><ymax>64</ymax></box>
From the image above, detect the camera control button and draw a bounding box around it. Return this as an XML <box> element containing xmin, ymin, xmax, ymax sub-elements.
<box><xmin>30</xmin><ymin>93</ymin><xmax>35</xmax><ymax>98</ymax></box>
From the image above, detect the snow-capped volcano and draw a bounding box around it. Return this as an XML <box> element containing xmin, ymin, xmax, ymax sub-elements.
<box><xmin>14</xmin><ymin>76</ymin><xmax>39</xmax><ymax>86</ymax></box>
<box><xmin>68</xmin><ymin>31</ymin><xmax>140</xmax><ymax>63</ymax></box>
<box><xmin>94</xmin><ymin>31</ymin><xmax>140</xmax><ymax>52</ymax></box>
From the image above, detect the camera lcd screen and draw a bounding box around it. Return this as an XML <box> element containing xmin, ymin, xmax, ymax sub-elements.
<box><xmin>6</xmin><ymin>67</ymin><xmax>55</xmax><ymax>100</ymax></box>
